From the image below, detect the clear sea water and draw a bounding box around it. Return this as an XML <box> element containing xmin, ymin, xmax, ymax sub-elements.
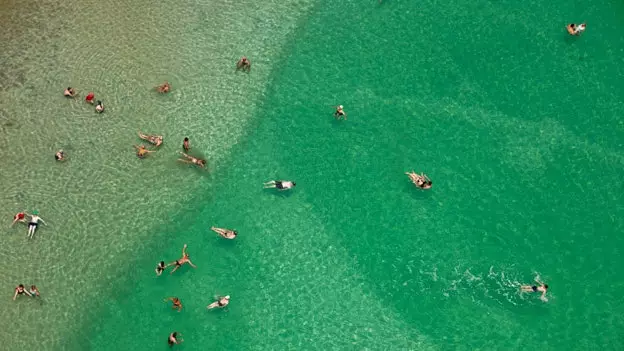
<box><xmin>1</xmin><ymin>0</ymin><xmax>623</xmax><ymax>350</ymax></box>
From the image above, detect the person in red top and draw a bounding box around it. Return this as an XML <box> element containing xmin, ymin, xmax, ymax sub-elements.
<box><xmin>11</xmin><ymin>212</ymin><xmax>26</xmax><ymax>227</ymax></box>
<box><xmin>85</xmin><ymin>92</ymin><xmax>95</xmax><ymax>104</ymax></box>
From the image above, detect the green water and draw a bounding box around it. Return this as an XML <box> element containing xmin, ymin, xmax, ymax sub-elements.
<box><xmin>2</xmin><ymin>0</ymin><xmax>624</xmax><ymax>350</ymax></box>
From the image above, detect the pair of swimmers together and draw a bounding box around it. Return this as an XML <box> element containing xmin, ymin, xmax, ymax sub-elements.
<box><xmin>13</xmin><ymin>284</ymin><xmax>40</xmax><ymax>300</ymax></box>
<box><xmin>163</xmin><ymin>295</ymin><xmax>230</xmax><ymax>312</ymax></box>
<box><xmin>64</xmin><ymin>87</ymin><xmax>104</xmax><ymax>113</ymax></box>
<box><xmin>155</xmin><ymin>244</ymin><xmax>197</xmax><ymax>276</ymax></box>
<box><xmin>11</xmin><ymin>211</ymin><xmax>46</xmax><ymax>238</ymax></box>
<box><xmin>406</xmin><ymin>171</ymin><xmax>432</xmax><ymax>190</ymax></box>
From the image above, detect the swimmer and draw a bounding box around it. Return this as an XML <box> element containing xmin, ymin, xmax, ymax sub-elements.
<box><xmin>64</xmin><ymin>87</ymin><xmax>76</xmax><ymax>98</ymax></box>
<box><xmin>405</xmin><ymin>171</ymin><xmax>432</xmax><ymax>190</ymax></box>
<box><xmin>566</xmin><ymin>23</ymin><xmax>586</xmax><ymax>36</ymax></box>
<box><xmin>168</xmin><ymin>332</ymin><xmax>183</xmax><ymax>347</ymax></box>
<box><xmin>206</xmin><ymin>295</ymin><xmax>230</xmax><ymax>310</ymax></box>
<box><xmin>134</xmin><ymin>145</ymin><xmax>156</xmax><ymax>159</ymax></box>
<box><xmin>236</xmin><ymin>56</ymin><xmax>251</xmax><ymax>72</ymax></box>
<box><xmin>334</xmin><ymin>105</ymin><xmax>347</xmax><ymax>120</ymax></box>
<box><xmin>521</xmin><ymin>280</ymin><xmax>549</xmax><ymax>301</ymax></box>
<box><xmin>55</xmin><ymin>150</ymin><xmax>65</xmax><ymax>161</ymax></box>
<box><xmin>29</xmin><ymin>285</ymin><xmax>40</xmax><ymax>297</ymax></box>
<box><xmin>27</xmin><ymin>211</ymin><xmax>46</xmax><ymax>239</ymax></box>
<box><xmin>95</xmin><ymin>100</ymin><xmax>104</xmax><ymax>113</ymax></box>
<box><xmin>156</xmin><ymin>82</ymin><xmax>171</xmax><ymax>93</ymax></box>
<box><xmin>178</xmin><ymin>152</ymin><xmax>206</xmax><ymax>168</ymax></box>
<box><xmin>183</xmin><ymin>137</ymin><xmax>190</xmax><ymax>152</ymax></box>
<box><xmin>155</xmin><ymin>261</ymin><xmax>167</xmax><ymax>276</ymax></box>
<box><xmin>11</xmin><ymin>211</ymin><xmax>27</xmax><ymax>227</ymax></box>
<box><xmin>85</xmin><ymin>92</ymin><xmax>95</xmax><ymax>104</ymax></box>
<box><xmin>263</xmin><ymin>180</ymin><xmax>296</xmax><ymax>191</ymax></box>
<box><xmin>138</xmin><ymin>131</ymin><xmax>163</xmax><ymax>147</ymax></box>
<box><xmin>165</xmin><ymin>297</ymin><xmax>183</xmax><ymax>312</ymax></box>
<box><xmin>169</xmin><ymin>244</ymin><xmax>197</xmax><ymax>274</ymax></box>
<box><xmin>13</xmin><ymin>284</ymin><xmax>32</xmax><ymax>300</ymax></box>
<box><xmin>210</xmin><ymin>226</ymin><xmax>238</xmax><ymax>240</ymax></box>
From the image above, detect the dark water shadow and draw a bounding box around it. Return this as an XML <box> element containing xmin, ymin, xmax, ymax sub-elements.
<box><xmin>263</xmin><ymin>187</ymin><xmax>295</xmax><ymax>198</ymax></box>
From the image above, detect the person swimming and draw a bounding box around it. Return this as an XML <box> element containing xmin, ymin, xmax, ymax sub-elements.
<box><xmin>183</xmin><ymin>137</ymin><xmax>190</xmax><ymax>152</ymax></box>
<box><xmin>334</xmin><ymin>105</ymin><xmax>347</xmax><ymax>120</ymax></box>
<box><xmin>236</xmin><ymin>56</ymin><xmax>251</xmax><ymax>72</ymax></box>
<box><xmin>168</xmin><ymin>332</ymin><xmax>183</xmax><ymax>347</ymax></box>
<box><xmin>566</xmin><ymin>23</ymin><xmax>586</xmax><ymax>36</ymax></box>
<box><xmin>13</xmin><ymin>284</ymin><xmax>32</xmax><ymax>300</ymax></box>
<box><xmin>206</xmin><ymin>295</ymin><xmax>230</xmax><ymax>310</ymax></box>
<box><xmin>134</xmin><ymin>145</ymin><xmax>156</xmax><ymax>159</ymax></box>
<box><xmin>64</xmin><ymin>87</ymin><xmax>76</xmax><ymax>98</ymax></box>
<box><xmin>155</xmin><ymin>261</ymin><xmax>167</xmax><ymax>276</ymax></box>
<box><xmin>210</xmin><ymin>226</ymin><xmax>238</xmax><ymax>240</ymax></box>
<box><xmin>165</xmin><ymin>297</ymin><xmax>183</xmax><ymax>312</ymax></box>
<box><xmin>178</xmin><ymin>152</ymin><xmax>206</xmax><ymax>168</ymax></box>
<box><xmin>263</xmin><ymin>180</ymin><xmax>296</xmax><ymax>191</ymax></box>
<box><xmin>11</xmin><ymin>211</ymin><xmax>27</xmax><ymax>227</ymax></box>
<box><xmin>29</xmin><ymin>285</ymin><xmax>40</xmax><ymax>297</ymax></box>
<box><xmin>55</xmin><ymin>150</ymin><xmax>65</xmax><ymax>161</ymax></box>
<box><xmin>521</xmin><ymin>281</ymin><xmax>549</xmax><ymax>301</ymax></box>
<box><xmin>156</xmin><ymin>82</ymin><xmax>171</xmax><ymax>93</ymax></box>
<box><xmin>138</xmin><ymin>131</ymin><xmax>163</xmax><ymax>147</ymax></box>
<box><xmin>405</xmin><ymin>171</ymin><xmax>432</xmax><ymax>190</ymax></box>
<box><xmin>27</xmin><ymin>211</ymin><xmax>46</xmax><ymax>239</ymax></box>
<box><xmin>85</xmin><ymin>92</ymin><xmax>95</xmax><ymax>104</ymax></box>
<box><xmin>169</xmin><ymin>244</ymin><xmax>197</xmax><ymax>274</ymax></box>
<box><xmin>95</xmin><ymin>100</ymin><xmax>104</xmax><ymax>113</ymax></box>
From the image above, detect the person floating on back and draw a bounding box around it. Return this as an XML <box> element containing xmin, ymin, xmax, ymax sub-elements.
<box><xmin>264</xmin><ymin>180</ymin><xmax>295</xmax><ymax>191</ymax></box>
<box><xmin>236</xmin><ymin>56</ymin><xmax>251</xmax><ymax>72</ymax></box>
<box><xmin>138</xmin><ymin>131</ymin><xmax>163</xmax><ymax>147</ymax></box>
<box><xmin>55</xmin><ymin>149</ymin><xmax>65</xmax><ymax>161</ymax></box>
<box><xmin>521</xmin><ymin>279</ymin><xmax>549</xmax><ymax>302</ymax></box>
<box><xmin>64</xmin><ymin>87</ymin><xmax>76</xmax><ymax>98</ymax></box>
<box><xmin>85</xmin><ymin>92</ymin><xmax>95</xmax><ymax>104</ymax></box>
<box><xmin>134</xmin><ymin>144</ymin><xmax>156</xmax><ymax>159</ymax></box>
<box><xmin>405</xmin><ymin>171</ymin><xmax>432</xmax><ymax>190</ymax></box>
<box><xmin>169</xmin><ymin>244</ymin><xmax>197</xmax><ymax>274</ymax></box>
<box><xmin>95</xmin><ymin>100</ymin><xmax>105</xmax><ymax>113</ymax></box>
<box><xmin>207</xmin><ymin>295</ymin><xmax>230</xmax><ymax>310</ymax></box>
<box><xmin>11</xmin><ymin>211</ymin><xmax>27</xmax><ymax>227</ymax></box>
<box><xmin>334</xmin><ymin>105</ymin><xmax>347</xmax><ymax>120</ymax></box>
<box><xmin>566</xmin><ymin>23</ymin><xmax>586</xmax><ymax>36</ymax></box>
<box><xmin>211</xmin><ymin>226</ymin><xmax>238</xmax><ymax>240</ymax></box>
<box><xmin>178</xmin><ymin>152</ymin><xmax>206</xmax><ymax>168</ymax></box>
<box><xmin>168</xmin><ymin>332</ymin><xmax>183</xmax><ymax>347</ymax></box>
<box><xmin>27</xmin><ymin>211</ymin><xmax>46</xmax><ymax>239</ymax></box>
<box><xmin>156</xmin><ymin>82</ymin><xmax>171</xmax><ymax>93</ymax></box>
<box><xmin>165</xmin><ymin>297</ymin><xmax>183</xmax><ymax>312</ymax></box>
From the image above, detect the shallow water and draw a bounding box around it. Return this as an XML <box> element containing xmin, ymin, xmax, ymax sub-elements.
<box><xmin>2</xmin><ymin>0</ymin><xmax>624</xmax><ymax>350</ymax></box>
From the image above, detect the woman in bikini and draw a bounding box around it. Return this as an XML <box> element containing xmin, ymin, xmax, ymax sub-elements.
<box><xmin>178</xmin><ymin>152</ymin><xmax>206</xmax><ymax>168</ymax></box>
<box><xmin>134</xmin><ymin>145</ymin><xmax>156</xmax><ymax>159</ymax></box>
<box><xmin>405</xmin><ymin>171</ymin><xmax>432</xmax><ymax>190</ymax></box>
<box><xmin>169</xmin><ymin>244</ymin><xmax>197</xmax><ymax>274</ymax></box>
<box><xmin>210</xmin><ymin>226</ymin><xmax>238</xmax><ymax>239</ymax></box>
<box><xmin>64</xmin><ymin>87</ymin><xmax>77</xmax><ymax>98</ymax></box>
<box><xmin>29</xmin><ymin>285</ymin><xmax>40</xmax><ymax>297</ymax></box>
<box><xmin>165</xmin><ymin>297</ymin><xmax>183</xmax><ymax>312</ymax></box>
<box><xmin>138</xmin><ymin>132</ymin><xmax>163</xmax><ymax>147</ymax></box>
<box><xmin>13</xmin><ymin>284</ymin><xmax>32</xmax><ymax>300</ymax></box>
<box><xmin>206</xmin><ymin>295</ymin><xmax>230</xmax><ymax>310</ymax></box>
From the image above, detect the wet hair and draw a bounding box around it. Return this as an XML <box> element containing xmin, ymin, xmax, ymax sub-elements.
<box><xmin>172</xmin><ymin>332</ymin><xmax>177</xmax><ymax>338</ymax></box>
<box><xmin>97</xmin><ymin>100</ymin><xmax>102</xmax><ymax>105</ymax></box>
<box><xmin>18</xmin><ymin>284</ymin><xmax>24</xmax><ymax>289</ymax></box>
<box><xmin>544</xmin><ymin>284</ymin><xmax>549</xmax><ymax>289</ymax></box>
<box><xmin>31</xmin><ymin>285</ymin><xmax>36</xmax><ymax>290</ymax></box>
<box><xmin>159</xmin><ymin>261</ymin><xmax>165</xmax><ymax>266</ymax></box>
<box><xmin>233</xmin><ymin>230</ymin><xmax>238</xmax><ymax>235</ymax></box>
<box><xmin>184</xmin><ymin>137</ymin><xmax>189</xmax><ymax>142</ymax></box>
<box><xmin>67</xmin><ymin>87</ymin><xmax>71</xmax><ymax>90</ymax></box>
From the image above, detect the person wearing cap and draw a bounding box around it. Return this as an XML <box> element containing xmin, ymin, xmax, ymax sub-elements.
<box><xmin>334</xmin><ymin>105</ymin><xmax>347</xmax><ymax>120</ymax></box>
<box><xmin>26</xmin><ymin>211</ymin><xmax>46</xmax><ymax>239</ymax></box>
<box><xmin>207</xmin><ymin>295</ymin><xmax>230</xmax><ymax>309</ymax></box>
<box><xmin>210</xmin><ymin>227</ymin><xmax>237</xmax><ymax>240</ymax></box>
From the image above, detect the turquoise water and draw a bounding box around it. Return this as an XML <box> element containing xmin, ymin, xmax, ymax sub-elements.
<box><xmin>2</xmin><ymin>0</ymin><xmax>624</xmax><ymax>350</ymax></box>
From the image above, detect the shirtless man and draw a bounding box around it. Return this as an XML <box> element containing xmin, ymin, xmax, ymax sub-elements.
<box><xmin>165</xmin><ymin>297</ymin><xmax>183</xmax><ymax>312</ymax></box>
<box><xmin>156</xmin><ymin>82</ymin><xmax>171</xmax><ymax>93</ymax></box>
<box><xmin>334</xmin><ymin>105</ymin><xmax>347</xmax><ymax>120</ymax></box>
<box><xmin>210</xmin><ymin>226</ymin><xmax>238</xmax><ymax>239</ymax></box>
<box><xmin>29</xmin><ymin>285</ymin><xmax>40</xmax><ymax>297</ymax></box>
<box><xmin>521</xmin><ymin>279</ymin><xmax>549</xmax><ymax>301</ymax></box>
<box><xmin>207</xmin><ymin>295</ymin><xmax>230</xmax><ymax>310</ymax></box>
<box><xmin>27</xmin><ymin>211</ymin><xmax>46</xmax><ymax>239</ymax></box>
<box><xmin>263</xmin><ymin>180</ymin><xmax>296</xmax><ymax>191</ymax></box>
<box><xmin>405</xmin><ymin>171</ymin><xmax>432</xmax><ymax>190</ymax></box>
<box><xmin>169</xmin><ymin>244</ymin><xmax>197</xmax><ymax>274</ymax></box>
<box><xmin>138</xmin><ymin>131</ymin><xmax>163</xmax><ymax>147</ymax></box>
<box><xmin>13</xmin><ymin>284</ymin><xmax>32</xmax><ymax>300</ymax></box>
<box><xmin>236</xmin><ymin>56</ymin><xmax>251</xmax><ymax>72</ymax></box>
<box><xmin>178</xmin><ymin>152</ymin><xmax>206</xmax><ymax>168</ymax></box>
<box><xmin>134</xmin><ymin>145</ymin><xmax>156</xmax><ymax>159</ymax></box>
